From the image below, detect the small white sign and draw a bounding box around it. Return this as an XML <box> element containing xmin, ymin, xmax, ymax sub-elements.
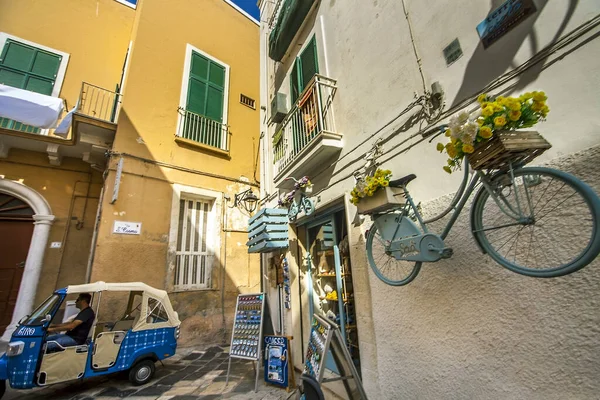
<box><xmin>113</xmin><ymin>221</ymin><xmax>142</xmax><ymax>235</ymax></box>
<box><xmin>50</xmin><ymin>242</ymin><xmax>62</xmax><ymax>249</ymax></box>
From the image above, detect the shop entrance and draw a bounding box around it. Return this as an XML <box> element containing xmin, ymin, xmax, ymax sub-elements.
<box><xmin>305</xmin><ymin>209</ymin><xmax>360</xmax><ymax>374</ymax></box>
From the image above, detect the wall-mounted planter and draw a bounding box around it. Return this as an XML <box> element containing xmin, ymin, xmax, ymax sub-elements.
<box><xmin>356</xmin><ymin>186</ymin><xmax>404</xmax><ymax>214</ymax></box>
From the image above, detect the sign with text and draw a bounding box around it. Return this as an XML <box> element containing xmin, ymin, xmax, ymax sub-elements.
<box><xmin>264</xmin><ymin>335</ymin><xmax>290</xmax><ymax>388</ymax></box>
<box><xmin>113</xmin><ymin>221</ymin><xmax>142</xmax><ymax>235</ymax></box>
<box><xmin>476</xmin><ymin>0</ymin><xmax>537</xmax><ymax>48</ymax></box>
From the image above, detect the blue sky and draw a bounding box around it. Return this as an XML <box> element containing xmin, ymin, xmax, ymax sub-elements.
<box><xmin>230</xmin><ymin>0</ymin><xmax>260</xmax><ymax>21</ymax></box>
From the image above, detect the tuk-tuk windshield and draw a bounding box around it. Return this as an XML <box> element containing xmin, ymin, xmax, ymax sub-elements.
<box><xmin>22</xmin><ymin>294</ymin><xmax>61</xmax><ymax>326</ymax></box>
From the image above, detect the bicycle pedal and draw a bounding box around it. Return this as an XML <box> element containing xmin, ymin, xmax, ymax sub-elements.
<box><xmin>440</xmin><ymin>248</ymin><xmax>453</xmax><ymax>259</ymax></box>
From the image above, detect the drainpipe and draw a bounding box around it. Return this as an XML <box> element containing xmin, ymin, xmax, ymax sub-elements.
<box><xmin>85</xmin><ymin>172</ymin><xmax>107</xmax><ymax>283</ymax></box>
<box><xmin>221</xmin><ymin>193</ymin><xmax>228</xmax><ymax>343</ymax></box>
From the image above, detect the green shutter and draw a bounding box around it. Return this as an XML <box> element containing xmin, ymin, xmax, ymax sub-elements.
<box><xmin>184</xmin><ymin>51</ymin><xmax>227</xmax><ymax>147</ymax></box>
<box><xmin>289</xmin><ymin>36</ymin><xmax>318</xmax><ymax>105</ymax></box>
<box><xmin>0</xmin><ymin>39</ymin><xmax>62</xmax><ymax>132</ymax></box>
<box><xmin>290</xmin><ymin>61</ymin><xmax>300</xmax><ymax>104</ymax></box>
<box><xmin>186</xmin><ymin>52</ymin><xmax>225</xmax><ymax>123</ymax></box>
<box><xmin>299</xmin><ymin>37</ymin><xmax>318</xmax><ymax>89</ymax></box>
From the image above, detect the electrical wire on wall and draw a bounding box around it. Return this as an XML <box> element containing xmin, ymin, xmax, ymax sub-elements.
<box><xmin>303</xmin><ymin>13</ymin><xmax>600</xmax><ymax>200</ymax></box>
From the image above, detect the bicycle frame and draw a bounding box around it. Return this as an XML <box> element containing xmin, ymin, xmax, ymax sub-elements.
<box><xmin>384</xmin><ymin>162</ymin><xmax>534</xmax><ymax>245</ymax></box>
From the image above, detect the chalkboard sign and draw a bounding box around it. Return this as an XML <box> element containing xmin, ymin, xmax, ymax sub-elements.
<box><xmin>303</xmin><ymin>314</ymin><xmax>368</xmax><ymax>400</ymax></box>
<box><xmin>229</xmin><ymin>293</ymin><xmax>265</xmax><ymax>360</ymax></box>
<box><xmin>303</xmin><ymin>314</ymin><xmax>333</xmax><ymax>382</ymax></box>
<box><xmin>264</xmin><ymin>335</ymin><xmax>291</xmax><ymax>388</ymax></box>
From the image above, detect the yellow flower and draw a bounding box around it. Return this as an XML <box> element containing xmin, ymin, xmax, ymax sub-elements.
<box><xmin>533</xmin><ymin>91</ymin><xmax>547</xmax><ymax>102</ymax></box>
<box><xmin>541</xmin><ymin>105</ymin><xmax>550</xmax><ymax>117</ymax></box>
<box><xmin>496</xmin><ymin>96</ymin><xmax>505</xmax><ymax>103</ymax></box>
<box><xmin>477</xmin><ymin>94</ymin><xmax>487</xmax><ymax>104</ymax></box>
<box><xmin>531</xmin><ymin>101</ymin><xmax>544</xmax><ymax>112</ymax></box>
<box><xmin>479</xmin><ymin>125</ymin><xmax>493</xmax><ymax>139</ymax></box>
<box><xmin>443</xmin><ymin>165</ymin><xmax>452</xmax><ymax>174</ymax></box>
<box><xmin>462</xmin><ymin>143</ymin><xmax>475</xmax><ymax>154</ymax></box>
<box><xmin>382</xmin><ymin>180</ymin><xmax>389</xmax><ymax>187</ymax></box>
<box><xmin>445</xmin><ymin>129</ymin><xmax>451</xmax><ymax>137</ymax></box>
<box><xmin>492</xmin><ymin>102</ymin><xmax>504</xmax><ymax>112</ymax></box>
<box><xmin>508</xmin><ymin>110</ymin><xmax>521</xmax><ymax>121</ymax></box>
<box><xmin>522</xmin><ymin>92</ymin><xmax>533</xmax><ymax>100</ymax></box>
<box><xmin>477</xmin><ymin>117</ymin><xmax>485</xmax><ymax>126</ymax></box>
<box><xmin>508</xmin><ymin>100</ymin><xmax>521</xmax><ymax>111</ymax></box>
<box><xmin>446</xmin><ymin>145</ymin><xmax>458</xmax><ymax>159</ymax></box>
<box><xmin>482</xmin><ymin>106</ymin><xmax>494</xmax><ymax>117</ymax></box>
<box><xmin>494</xmin><ymin>115</ymin><xmax>507</xmax><ymax>128</ymax></box>
<box><xmin>436</xmin><ymin>143</ymin><xmax>445</xmax><ymax>152</ymax></box>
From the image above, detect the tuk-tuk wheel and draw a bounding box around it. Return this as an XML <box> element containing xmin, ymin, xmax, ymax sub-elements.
<box><xmin>129</xmin><ymin>359</ymin><xmax>156</xmax><ymax>386</ymax></box>
<box><xmin>1</xmin><ymin>379</ymin><xmax>5</xmax><ymax>399</ymax></box>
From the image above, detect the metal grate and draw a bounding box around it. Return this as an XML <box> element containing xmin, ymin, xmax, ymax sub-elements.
<box><xmin>240</xmin><ymin>94</ymin><xmax>256</xmax><ymax>109</ymax></box>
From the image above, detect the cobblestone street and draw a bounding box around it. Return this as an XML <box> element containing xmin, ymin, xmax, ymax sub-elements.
<box><xmin>2</xmin><ymin>346</ymin><xmax>296</xmax><ymax>400</ymax></box>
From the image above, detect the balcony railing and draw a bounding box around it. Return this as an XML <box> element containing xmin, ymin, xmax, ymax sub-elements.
<box><xmin>272</xmin><ymin>74</ymin><xmax>338</xmax><ymax>177</ymax></box>
<box><xmin>78</xmin><ymin>82</ymin><xmax>121</xmax><ymax>123</ymax></box>
<box><xmin>177</xmin><ymin>108</ymin><xmax>229</xmax><ymax>152</ymax></box>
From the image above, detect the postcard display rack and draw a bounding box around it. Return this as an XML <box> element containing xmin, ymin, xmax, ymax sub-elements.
<box><xmin>226</xmin><ymin>293</ymin><xmax>269</xmax><ymax>392</ymax></box>
<box><xmin>304</xmin><ymin>314</ymin><xmax>368</xmax><ymax>400</ymax></box>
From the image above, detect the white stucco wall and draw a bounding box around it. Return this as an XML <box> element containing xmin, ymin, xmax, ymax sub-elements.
<box><xmin>259</xmin><ymin>0</ymin><xmax>600</xmax><ymax>398</ymax></box>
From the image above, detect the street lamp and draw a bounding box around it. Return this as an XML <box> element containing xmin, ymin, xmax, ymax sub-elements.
<box><xmin>232</xmin><ymin>189</ymin><xmax>259</xmax><ymax>213</ymax></box>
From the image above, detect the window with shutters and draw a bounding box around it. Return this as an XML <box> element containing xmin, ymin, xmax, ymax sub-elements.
<box><xmin>173</xmin><ymin>195</ymin><xmax>215</xmax><ymax>290</ymax></box>
<box><xmin>178</xmin><ymin>44</ymin><xmax>230</xmax><ymax>150</ymax></box>
<box><xmin>0</xmin><ymin>33</ymin><xmax>69</xmax><ymax>134</ymax></box>
<box><xmin>290</xmin><ymin>36</ymin><xmax>319</xmax><ymax>105</ymax></box>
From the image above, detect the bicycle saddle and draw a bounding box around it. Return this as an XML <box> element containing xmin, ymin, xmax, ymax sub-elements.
<box><xmin>388</xmin><ymin>174</ymin><xmax>416</xmax><ymax>188</ymax></box>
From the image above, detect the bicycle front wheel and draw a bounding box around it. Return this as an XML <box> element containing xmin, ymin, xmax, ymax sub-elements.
<box><xmin>366</xmin><ymin>223</ymin><xmax>422</xmax><ymax>286</ymax></box>
<box><xmin>472</xmin><ymin>167</ymin><xmax>600</xmax><ymax>277</ymax></box>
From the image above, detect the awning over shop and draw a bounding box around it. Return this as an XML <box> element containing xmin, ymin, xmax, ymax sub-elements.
<box><xmin>0</xmin><ymin>84</ymin><xmax>64</xmax><ymax>129</ymax></box>
<box><xmin>269</xmin><ymin>0</ymin><xmax>316</xmax><ymax>62</ymax></box>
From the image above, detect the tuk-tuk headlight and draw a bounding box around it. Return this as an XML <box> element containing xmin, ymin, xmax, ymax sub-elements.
<box><xmin>7</xmin><ymin>341</ymin><xmax>25</xmax><ymax>357</ymax></box>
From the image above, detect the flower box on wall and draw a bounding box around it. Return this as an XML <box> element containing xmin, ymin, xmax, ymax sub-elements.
<box><xmin>468</xmin><ymin>130</ymin><xmax>551</xmax><ymax>170</ymax></box>
<box><xmin>356</xmin><ymin>187</ymin><xmax>404</xmax><ymax>215</ymax></box>
<box><xmin>246</xmin><ymin>208</ymin><xmax>289</xmax><ymax>253</ymax></box>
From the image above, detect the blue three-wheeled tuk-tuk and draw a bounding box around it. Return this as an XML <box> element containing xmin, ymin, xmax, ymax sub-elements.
<box><xmin>0</xmin><ymin>282</ymin><xmax>180</xmax><ymax>398</ymax></box>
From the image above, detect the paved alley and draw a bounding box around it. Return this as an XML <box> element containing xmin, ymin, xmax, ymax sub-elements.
<box><xmin>2</xmin><ymin>346</ymin><xmax>296</xmax><ymax>400</ymax></box>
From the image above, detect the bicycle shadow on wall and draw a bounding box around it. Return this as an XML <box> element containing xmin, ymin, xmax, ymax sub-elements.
<box><xmin>450</xmin><ymin>0</ymin><xmax>579</xmax><ymax>108</ymax></box>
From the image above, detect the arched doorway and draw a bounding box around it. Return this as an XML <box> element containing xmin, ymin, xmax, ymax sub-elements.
<box><xmin>0</xmin><ymin>179</ymin><xmax>54</xmax><ymax>340</ymax></box>
<box><xmin>0</xmin><ymin>194</ymin><xmax>35</xmax><ymax>333</ymax></box>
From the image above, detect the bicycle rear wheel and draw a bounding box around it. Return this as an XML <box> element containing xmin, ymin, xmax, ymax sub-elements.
<box><xmin>472</xmin><ymin>167</ymin><xmax>600</xmax><ymax>277</ymax></box>
<box><xmin>366</xmin><ymin>223</ymin><xmax>422</xmax><ymax>286</ymax></box>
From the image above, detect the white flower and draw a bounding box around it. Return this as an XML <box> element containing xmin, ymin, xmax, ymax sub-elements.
<box><xmin>464</xmin><ymin>121</ymin><xmax>478</xmax><ymax>137</ymax></box>
<box><xmin>469</xmin><ymin>109</ymin><xmax>482</xmax><ymax>121</ymax></box>
<box><xmin>451</xmin><ymin>125</ymin><xmax>463</xmax><ymax>139</ymax></box>
<box><xmin>458</xmin><ymin>111</ymin><xmax>470</xmax><ymax>124</ymax></box>
<box><xmin>449</xmin><ymin>115</ymin><xmax>459</xmax><ymax>129</ymax></box>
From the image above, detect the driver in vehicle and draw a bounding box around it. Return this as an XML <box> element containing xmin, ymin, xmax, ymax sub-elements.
<box><xmin>46</xmin><ymin>293</ymin><xmax>95</xmax><ymax>352</ymax></box>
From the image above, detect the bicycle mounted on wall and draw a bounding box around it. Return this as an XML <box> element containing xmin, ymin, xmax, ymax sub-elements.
<box><xmin>364</xmin><ymin>135</ymin><xmax>600</xmax><ymax>286</ymax></box>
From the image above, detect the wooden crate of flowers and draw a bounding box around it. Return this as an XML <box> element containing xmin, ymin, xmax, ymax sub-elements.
<box><xmin>350</xmin><ymin>169</ymin><xmax>404</xmax><ymax>214</ymax></box>
<box><xmin>437</xmin><ymin>91</ymin><xmax>551</xmax><ymax>172</ymax></box>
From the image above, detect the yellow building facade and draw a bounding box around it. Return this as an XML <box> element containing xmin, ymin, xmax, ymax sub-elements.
<box><xmin>0</xmin><ymin>0</ymin><xmax>260</xmax><ymax>344</ymax></box>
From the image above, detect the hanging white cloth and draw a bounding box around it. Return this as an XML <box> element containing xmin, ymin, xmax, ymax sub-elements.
<box><xmin>0</xmin><ymin>84</ymin><xmax>64</xmax><ymax>129</ymax></box>
<box><xmin>54</xmin><ymin>100</ymin><xmax>79</xmax><ymax>137</ymax></box>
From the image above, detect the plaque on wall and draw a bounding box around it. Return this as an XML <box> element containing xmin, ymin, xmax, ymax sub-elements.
<box><xmin>476</xmin><ymin>0</ymin><xmax>537</xmax><ymax>48</ymax></box>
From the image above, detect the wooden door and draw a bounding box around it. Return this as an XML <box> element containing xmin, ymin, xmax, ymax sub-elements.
<box><xmin>0</xmin><ymin>193</ymin><xmax>35</xmax><ymax>333</ymax></box>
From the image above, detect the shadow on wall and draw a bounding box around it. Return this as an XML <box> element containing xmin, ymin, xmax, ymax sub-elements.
<box><xmin>89</xmin><ymin>109</ymin><xmax>250</xmax><ymax>348</ymax></box>
<box><xmin>451</xmin><ymin>0</ymin><xmax>578</xmax><ymax>107</ymax></box>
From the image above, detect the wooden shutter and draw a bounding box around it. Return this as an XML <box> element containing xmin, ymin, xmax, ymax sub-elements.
<box><xmin>299</xmin><ymin>37</ymin><xmax>318</xmax><ymax>90</ymax></box>
<box><xmin>0</xmin><ymin>39</ymin><xmax>61</xmax><ymax>132</ymax></box>
<box><xmin>186</xmin><ymin>52</ymin><xmax>225</xmax><ymax>123</ymax></box>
